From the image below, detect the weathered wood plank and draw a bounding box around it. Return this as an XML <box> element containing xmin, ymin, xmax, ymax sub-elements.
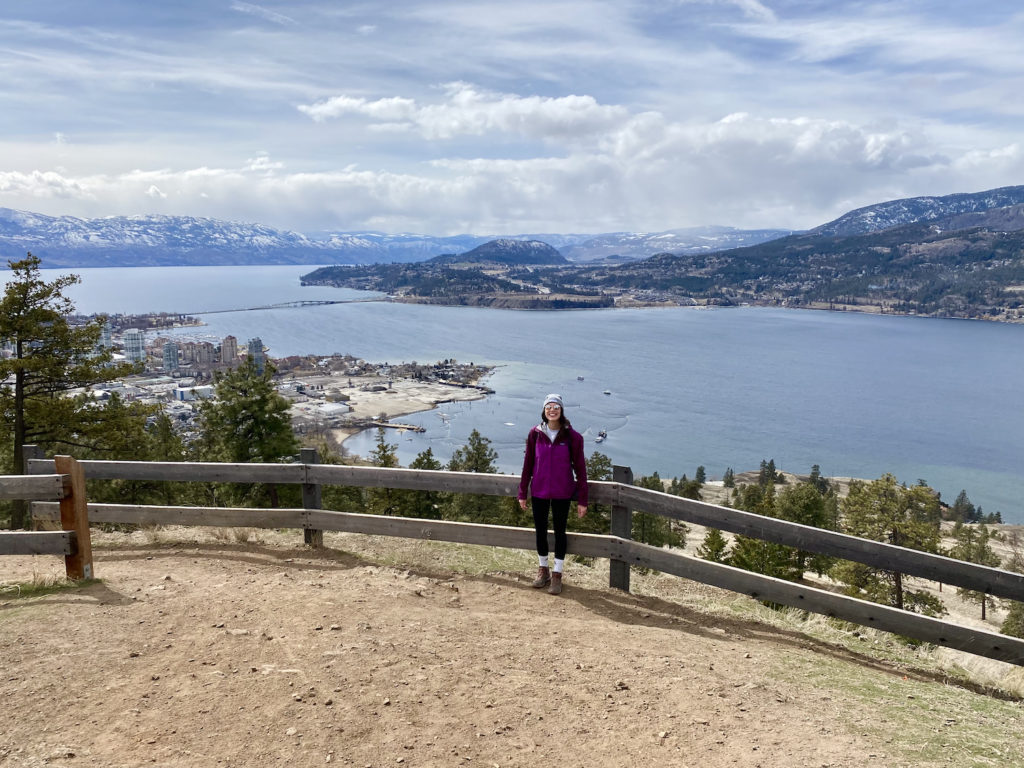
<box><xmin>304</xmin><ymin>509</ymin><xmax>619</xmax><ymax>560</ymax></box>
<box><xmin>617</xmin><ymin>486</ymin><xmax>1024</xmax><ymax>603</ymax></box>
<box><xmin>55</xmin><ymin>456</ymin><xmax>93</xmax><ymax>579</ymax></box>
<box><xmin>609</xmin><ymin>465</ymin><xmax>633</xmax><ymax>592</ymax></box>
<box><xmin>30</xmin><ymin>459</ymin><xmax>306</xmax><ymax>485</ymax></box>
<box><xmin>0</xmin><ymin>531</ymin><xmax>76</xmax><ymax>556</ymax></box>
<box><xmin>623</xmin><ymin>539</ymin><xmax>1024</xmax><ymax>666</ymax></box>
<box><xmin>31</xmin><ymin>502</ymin><xmax>619</xmax><ymax>560</ymax></box>
<box><xmin>26</xmin><ymin>458</ymin><xmax>622</xmax><ymax>504</ymax></box>
<box><xmin>32</xmin><ymin>502</ymin><xmax>305</xmax><ymax>529</ymax></box>
<box><xmin>0</xmin><ymin>474</ymin><xmax>68</xmax><ymax>501</ymax></box>
<box><xmin>301</xmin><ymin>448</ymin><xmax>323</xmax><ymax>548</ymax></box>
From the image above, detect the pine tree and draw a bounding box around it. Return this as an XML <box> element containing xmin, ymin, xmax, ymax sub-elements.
<box><xmin>0</xmin><ymin>254</ymin><xmax>140</xmax><ymax>527</ymax></box>
<box><xmin>697</xmin><ymin>528</ymin><xmax>729</xmax><ymax>562</ymax></box>
<box><xmin>832</xmin><ymin>474</ymin><xmax>945</xmax><ymax>615</ymax></box>
<box><xmin>365</xmin><ymin>428</ymin><xmax>401</xmax><ymax>516</ymax></box>
<box><xmin>445</xmin><ymin>429</ymin><xmax>502</xmax><ymax>522</ymax></box>
<box><xmin>776</xmin><ymin>481</ymin><xmax>836</xmax><ymax>578</ymax></box>
<box><xmin>398</xmin><ymin>447</ymin><xmax>445</xmax><ymax>519</ymax></box>
<box><xmin>633</xmin><ymin>472</ymin><xmax>685</xmax><ymax>548</ymax></box>
<box><xmin>728</xmin><ymin>482</ymin><xmax>793</xmax><ymax>578</ymax></box>
<box><xmin>948</xmin><ymin>522</ymin><xmax>1002</xmax><ymax>619</ymax></box>
<box><xmin>195</xmin><ymin>358</ymin><xmax>300</xmax><ymax>507</ymax></box>
<box><xmin>571</xmin><ymin>451</ymin><xmax>611</xmax><ymax>534</ymax></box>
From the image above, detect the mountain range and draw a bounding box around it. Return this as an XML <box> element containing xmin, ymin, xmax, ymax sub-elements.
<box><xmin>2</xmin><ymin>185</ymin><xmax>1023</xmax><ymax>271</ymax></box>
<box><xmin>0</xmin><ymin>207</ymin><xmax>790</xmax><ymax>268</ymax></box>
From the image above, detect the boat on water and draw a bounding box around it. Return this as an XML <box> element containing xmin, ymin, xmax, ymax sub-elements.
<box><xmin>595</xmin><ymin>429</ymin><xmax>607</xmax><ymax>443</ymax></box>
<box><xmin>577</xmin><ymin>376</ymin><xmax>584</xmax><ymax>381</ymax></box>
<box><xmin>602</xmin><ymin>390</ymin><xmax>611</xmax><ymax>395</ymax></box>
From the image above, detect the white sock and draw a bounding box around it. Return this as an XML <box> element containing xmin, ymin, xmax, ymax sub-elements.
<box><xmin>553</xmin><ymin>558</ymin><xmax>565</xmax><ymax>574</ymax></box>
<box><xmin>538</xmin><ymin>554</ymin><xmax>549</xmax><ymax>568</ymax></box>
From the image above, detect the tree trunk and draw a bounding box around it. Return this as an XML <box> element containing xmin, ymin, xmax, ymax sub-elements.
<box><xmin>11</xmin><ymin>364</ymin><xmax>27</xmax><ymax>529</ymax></box>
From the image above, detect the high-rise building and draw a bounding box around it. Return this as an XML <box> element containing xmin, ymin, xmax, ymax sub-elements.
<box><xmin>247</xmin><ymin>337</ymin><xmax>265</xmax><ymax>374</ymax></box>
<box><xmin>194</xmin><ymin>342</ymin><xmax>216</xmax><ymax>366</ymax></box>
<box><xmin>162</xmin><ymin>340</ymin><xmax>180</xmax><ymax>373</ymax></box>
<box><xmin>99</xmin><ymin>321</ymin><xmax>113</xmax><ymax>349</ymax></box>
<box><xmin>221</xmin><ymin>335</ymin><xmax>238</xmax><ymax>365</ymax></box>
<box><xmin>123</xmin><ymin>328</ymin><xmax>146</xmax><ymax>364</ymax></box>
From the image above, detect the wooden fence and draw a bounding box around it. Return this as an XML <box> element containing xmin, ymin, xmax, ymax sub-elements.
<box><xmin>22</xmin><ymin>448</ymin><xmax>1024</xmax><ymax>666</ymax></box>
<box><xmin>1</xmin><ymin>456</ymin><xmax>93</xmax><ymax>579</ymax></box>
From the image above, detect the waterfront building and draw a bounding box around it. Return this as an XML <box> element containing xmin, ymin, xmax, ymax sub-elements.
<box><xmin>123</xmin><ymin>328</ymin><xmax>146</xmax><ymax>364</ymax></box>
<box><xmin>99</xmin><ymin>321</ymin><xmax>113</xmax><ymax>349</ymax></box>
<box><xmin>162</xmin><ymin>341</ymin><xmax>180</xmax><ymax>373</ymax></box>
<box><xmin>247</xmin><ymin>337</ymin><xmax>265</xmax><ymax>374</ymax></box>
<box><xmin>221</xmin><ymin>335</ymin><xmax>238</xmax><ymax>365</ymax></box>
<box><xmin>194</xmin><ymin>342</ymin><xmax>216</xmax><ymax>366</ymax></box>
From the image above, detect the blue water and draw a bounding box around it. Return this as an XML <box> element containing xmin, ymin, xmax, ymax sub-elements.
<box><xmin>20</xmin><ymin>265</ymin><xmax>1024</xmax><ymax>523</ymax></box>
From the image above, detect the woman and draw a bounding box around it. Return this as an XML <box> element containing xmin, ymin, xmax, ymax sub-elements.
<box><xmin>518</xmin><ymin>393</ymin><xmax>588</xmax><ymax>595</ymax></box>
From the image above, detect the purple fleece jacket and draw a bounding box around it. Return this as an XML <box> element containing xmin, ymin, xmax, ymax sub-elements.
<box><xmin>518</xmin><ymin>423</ymin><xmax>589</xmax><ymax>505</ymax></box>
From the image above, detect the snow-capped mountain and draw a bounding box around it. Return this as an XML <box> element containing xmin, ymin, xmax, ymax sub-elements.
<box><xmin>431</xmin><ymin>238</ymin><xmax>567</xmax><ymax>265</ymax></box>
<box><xmin>811</xmin><ymin>185</ymin><xmax>1024</xmax><ymax>237</ymax></box>
<box><xmin>559</xmin><ymin>226</ymin><xmax>794</xmax><ymax>262</ymax></box>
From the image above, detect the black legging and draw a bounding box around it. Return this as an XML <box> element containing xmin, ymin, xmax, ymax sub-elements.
<box><xmin>531</xmin><ymin>497</ymin><xmax>570</xmax><ymax>560</ymax></box>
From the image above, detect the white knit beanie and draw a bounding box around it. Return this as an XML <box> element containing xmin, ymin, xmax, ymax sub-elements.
<box><xmin>543</xmin><ymin>393</ymin><xmax>564</xmax><ymax>409</ymax></box>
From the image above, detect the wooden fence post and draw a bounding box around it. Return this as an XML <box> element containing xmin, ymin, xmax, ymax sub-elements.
<box><xmin>301</xmin><ymin>448</ymin><xmax>323</xmax><ymax>548</ymax></box>
<box><xmin>609</xmin><ymin>465</ymin><xmax>633</xmax><ymax>592</ymax></box>
<box><xmin>53</xmin><ymin>455</ymin><xmax>93</xmax><ymax>580</ymax></box>
<box><xmin>22</xmin><ymin>444</ymin><xmax>44</xmax><ymax>474</ymax></box>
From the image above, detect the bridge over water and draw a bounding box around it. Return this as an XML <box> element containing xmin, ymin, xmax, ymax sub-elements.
<box><xmin>184</xmin><ymin>298</ymin><xmax>384</xmax><ymax>315</ymax></box>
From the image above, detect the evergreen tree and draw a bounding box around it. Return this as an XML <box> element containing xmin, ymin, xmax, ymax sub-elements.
<box><xmin>808</xmin><ymin>464</ymin><xmax>831</xmax><ymax>495</ymax></box>
<box><xmin>571</xmin><ymin>451</ymin><xmax>611</xmax><ymax>534</ymax></box>
<box><xmin>728</xmin><ymin>482</ymin><xmax>793</xmax><ymax>578</ymax></box>
<box><xmin>695</xmin><ymin>465</ymin><xmax>706</xmax><ymax>484</ymax></box>
<box><xmin>696</xmin><ymin>527</ymin><xmax>729</xmax><ymax>563</ymax></box>
<box><xmin>948</xmin><ymin>522</ymin><xmax>1002</xmax><ymax>619</ymax></box>
<box><xmin>832</xmin><ymin>474</ymin><xmax>945</xmax><ymax>615</ymax></box>
<box><xmin>1001</xmin><ymin>530</ymin><xmax>1024</xmax><ymax>638</ymax></box>
<box><xmin>445</xmin><ymin>429</ymin><xmax>502</xmax><ymax>522</ymax></box>
<box><xmin>633</xmin><ymin>472</ymin><xmax>684</xmax><ymax>548</ymax></box>
<box><xmin>365</xmin><ymin>428</ymin><xmax>401</xmax><ymax>516</ymax></box>
<box><xmin>398</xmin><ymin>447</ymin><xmax>445</xmax><ymax>519</ymax></box>
<box><xmin>949</xmin><ymin>489</ymin><xmax>978</xmax><ymax>523</ymax></box>
<box><xmin>722</xmin><ymin>467</ymin><xmax>735</xmax><ymax>488</ymax></box>
<box><xmin>0</xmin><ymin>254</ymin><xmax>139</xmax><ymax>527</ymax></box>
<box><xmin>776</xmin><ymin>481</ymin><xmax>836</xmax><ymax>578</ymax></box>
<box><xmin>195</xmin><ymin>358</ymin><xmax>300</xmax><ymax>507</ymax></box>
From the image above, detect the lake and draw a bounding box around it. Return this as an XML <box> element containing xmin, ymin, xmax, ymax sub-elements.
<box><xmin>20</xmin><ymin>264</ymin><xmax>1024</xmax><ymax>523</ymax></box>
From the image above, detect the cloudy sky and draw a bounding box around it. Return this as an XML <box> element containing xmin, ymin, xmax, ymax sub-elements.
<box><xmin>2</xmin><ymin>1</ymin><xmax>1022</xmax><ymax>235</ymax></box>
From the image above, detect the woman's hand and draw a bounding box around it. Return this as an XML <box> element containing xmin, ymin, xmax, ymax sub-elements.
<box><xmin>577</xmin><ymin>504</ymin><xmax>587</xmax><ymax>518</ymax></box>
<box><xmin>518</xmin><ymin>498</ymin><xmax>528</xmax><ymax>510</ymax></box>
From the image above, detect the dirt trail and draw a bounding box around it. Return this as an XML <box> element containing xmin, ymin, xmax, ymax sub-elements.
<box><xmin>1</xmin><ymin>530</ymin><xmax>1019</xmax><ymax>767</ymax></box>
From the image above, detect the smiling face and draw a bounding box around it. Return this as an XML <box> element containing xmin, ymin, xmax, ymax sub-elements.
<box><xmin>543</xmin><ymin>402</ymin><xmax>563</xmax><ymax>426</ymax></box>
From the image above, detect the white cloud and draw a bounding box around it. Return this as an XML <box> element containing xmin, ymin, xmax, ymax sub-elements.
<box><xmin>230</xmin><ymin>2</ymin><xmax>297</xmax><ymax>26</ymax></box>
<box><xmin>5</xmin><ymin>105</ymin><xmax>1022</xmax><ymax>234</ymax></box>
<box><xmin>298</xmin><ymin>83</ymin><xmax>631</xmax><ymax>141</ymax></box>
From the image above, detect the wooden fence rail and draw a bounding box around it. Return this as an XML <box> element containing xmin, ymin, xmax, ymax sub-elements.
<box><xmin>22</xmin><ymin>452</ymin><xmax>1024</xmax><ymax>665</ymax></box>
<box><xmin>1</xmin><ymin>460</ymin><xmax>92</xmax><ymax>579</ymax></box>
<box><xmin>27</xmin><ymin>457</ymin><xmax>1024</xmax><ymax>603</ymax></box>
<box><xmin>27</xmin><ymin>500</ymin><xmax>1024</xmax><ymax>665</ymax></box>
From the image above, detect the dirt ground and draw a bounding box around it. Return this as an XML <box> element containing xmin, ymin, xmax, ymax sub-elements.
<box><xmin>2</xmin><ymin>529</ymin><xmax>1022</xmax><ymax>768</ymax></box>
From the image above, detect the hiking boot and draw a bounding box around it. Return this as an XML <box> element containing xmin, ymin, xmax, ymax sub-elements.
<box><xmin>548</xmin><ymin>572</ymin><xmax>563</xmax><ymax>595</ymax></box>
<box><xmin>532</xmin><ymin>566</ymin><xmax>551</xmax><ymax>589</ymax></box>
